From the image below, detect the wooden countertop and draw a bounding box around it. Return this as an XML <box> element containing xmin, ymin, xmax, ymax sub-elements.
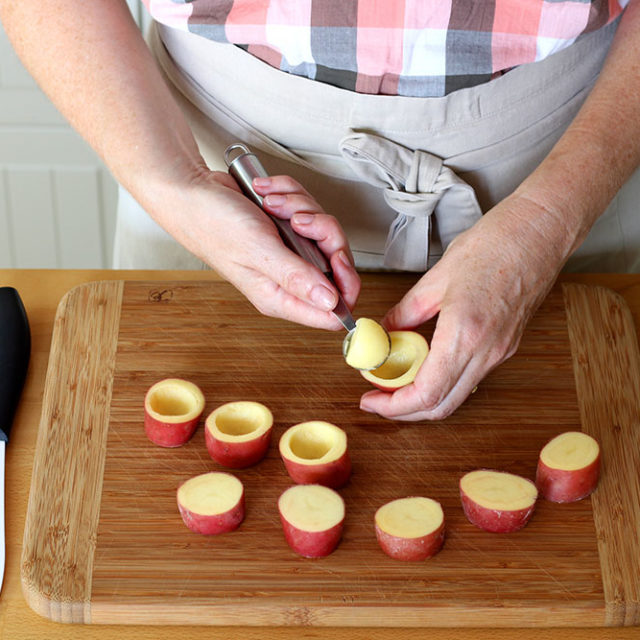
<box><xmin>2</xmin><ymin>268</ymin><xmax>640</xmax><ymax>640</ymax></box>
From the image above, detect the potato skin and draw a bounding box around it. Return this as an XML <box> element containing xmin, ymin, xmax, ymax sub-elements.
<box><xmin>460</xmin><ymin>490</ymin><xmax>536</xmax><ymax>533</ymax></box>
<box><xmin>279</xmin><ymin>516</ymin><xmax>344</xmax><ymax>558</ymax></box>
<box><xmin>177</xmin><ymin>492</ymin><xmax>245</xmax><ymax>535</ymax></box>
<box><xmin>282</xmin><ymin>450</ymin><xmax>352</xmax><ymax>489</ymax></box>
<box><xmin>375</xmin><ymin>522</ymin><xmax>445</xmax><ymax>561</ymax></box>
<box><xmin>361</xmin><ymin>378</ymin><xmax>405</xmax><ymax>392</ymax></box>
<box><xmin>205</xmin><ymin>426</ymin><xmax>272</xmax><ymax>469</ymax></box>
<box><xmin>536</xmin><ymin>454</ymin><xmax>601</xmax><ymax>503</ymax></box>
<box><xmin>144</xmin><ymin>413</ymin><xmax>200</xmax><ymax>448</ymax></box>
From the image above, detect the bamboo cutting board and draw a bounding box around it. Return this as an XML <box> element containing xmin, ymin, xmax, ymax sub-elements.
<box><xmin>21</xmin><ymin>276</ymin><xmax>640</xmax><ymax>627</ymax></box>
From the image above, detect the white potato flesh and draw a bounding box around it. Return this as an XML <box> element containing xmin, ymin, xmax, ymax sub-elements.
<box><xmin>540</xmin><ymin>431</ymin><xmax>600</xmax><ymax>471</ymax></box>
<box><xmin>375</xmin><ymin>497</ymin><xmax>444</xmax><ymax>538</ymax></box>
<box><xmin>369</xmin><ymin>334</ymin><xmax>419</xmax><ymax>380</ymax></box>
<box><xmin>345</xmin><ymin>317</ymin><xmax>390</xmax><ymax>370</ymax></box>
<box><xmin>206</xmin><ymin>401</ymin><xmax>273</xmax><ymax>442</ymax></box>
<box><xmin>278</xmin><ymin>484</ymin><xmax>345</xmax><ymax>532</ymax></box>
<box><xmin>279</xmin><ymin>421</ymin><xmax>347</xmax><ymax>465</ymax></box>
<box><xmin>178</xmin><ymin>472</ymin><xmax>243</xmax><ymax>516</ymax></box>
<box><xmin>460</xmin><ymin>470</ymin><xmax>537</xmax><ymax>511</ymax></box>
<box><xmin>145</xmin><ymin>378</ymin><xmax>205</xmax><ymax>423</ymax></box>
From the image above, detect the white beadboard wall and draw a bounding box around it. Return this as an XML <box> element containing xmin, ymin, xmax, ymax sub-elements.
<box><xmin>0</xmin><ymin>1</ymin><xmax>150</xmax><ymax>269</ymax></box>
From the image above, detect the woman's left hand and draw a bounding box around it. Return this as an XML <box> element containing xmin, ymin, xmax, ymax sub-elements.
<box><xmin>359</xmin><ymin>192</ymin><xmax>571</xmax><ymax>421</ymax></box>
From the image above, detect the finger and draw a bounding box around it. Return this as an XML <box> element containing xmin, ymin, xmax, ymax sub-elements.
<box><xmin>359</xmin><ymin>354</ymin><xmax>472</xmax><ymax>420</ymax></box>
<box><xmin>251</xmin><ymin>182</ymin><xmax>359</xmax><ymax>308</ymax></box>
<box><xmin>382</xmin><ymin>275</ymin><xmax>443</xmax><ymax>330</ymax></box>
<box><xmin>359</xmin><ymin>311</ymin><xmax>475</xmax><ymax>419</ymax></box>
<box><xmin>252</xmin><ymin>175</ymin><xmax>313</xmax><ymax>199</ymax></box>
<box><xmin>330</xmin><ymin>249</ymin><xmax>361</xmax><ymax>309</ymax></box>
<box><xmin>262</xmin><ymin>192</ymin><xmax>323</xmax><ymax>221</ymax></box>
<box><xmin>239</xmin><ymin>266</ymin><xmax>343</xmax><ymax>330</ymax></box>
<box><xmin>235</xmin><ymin>219</ymin><xmax>339</xmax><ymax>311</ymax></box>
<box><xmin>252</xmin><ymin>176</ymin><xmax>354</xmax><ymax>265</ymax></box>
<box><xmin>291</xmin><ymin>212</ymin><xmax>354</xmax><ymax>263</ymax></box>
<box><xmin>359</xmin><ymin>368</ymin><xmax>479</xmax><ymax>421</ymax></box>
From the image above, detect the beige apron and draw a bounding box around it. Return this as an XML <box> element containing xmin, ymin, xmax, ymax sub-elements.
<box><xmin>113</xmin><ymin>17</ymin><xmax>640</xmax><ymax>272</ymax></box>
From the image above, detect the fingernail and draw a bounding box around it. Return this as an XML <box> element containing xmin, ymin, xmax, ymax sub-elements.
<box><xmin>360</xmin><ymin>402</ymin><xmax>376</xmax><ymax>414</ymax></box>
<box><xmin>337</xmin><ymin>249</ymin><xmax>352</xmax><ymax>269</ymax></box>
<box><xmin>264</xmin><ymin>194</ymin><xmax>285</xmax><ymax>207</ymax></box>
<box><xmin>253</xmin><ymin>177</ymin><xmax>271</xmax><ymax>188</ymax></box>
<box><xmin>310</xmin><ymin>284</ymin><xmax>336</xmax><ymax>311</ymax></box>
<box><xmin>292</xmin><ymin>213</ymin><xmax>313</xmax><ymax>225</ymax></box>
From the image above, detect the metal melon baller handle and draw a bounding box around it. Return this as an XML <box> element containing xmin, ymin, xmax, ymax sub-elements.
<box><xmin>224</xmin><ymin>143</ymin><xmax>383</xmax><ymax>369</ymax></box>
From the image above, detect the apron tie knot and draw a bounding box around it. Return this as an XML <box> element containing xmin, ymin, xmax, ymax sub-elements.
<box><xmin>340</xmin><ymin>132</ymin><xmax>482</xmax><ymax>271</ymax></box>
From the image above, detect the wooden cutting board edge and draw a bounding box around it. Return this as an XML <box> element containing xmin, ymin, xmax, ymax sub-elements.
<box><xmin>562</xmin><ymin>283</ymin><xmax>640</xmax><ymax>627</ymax></box>
<box><xmin>21</xmin><ymin>280</ymin><xmax>124</xmax><ymax>623</ymax></box>
<box><xmin>19</xmin><ymin>280</ymin><xmax>640</xmax><ymax>627</ymax></box>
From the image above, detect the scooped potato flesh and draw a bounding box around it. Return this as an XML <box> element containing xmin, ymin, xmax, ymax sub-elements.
<box><xmin>345</xmin><ymin>317</ymin><xmax>390</xmax><ymax>370</ymax></box>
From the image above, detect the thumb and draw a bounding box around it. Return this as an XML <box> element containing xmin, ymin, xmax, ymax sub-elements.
<box><xmin>382</xmin><ymin>276</ymin><xmax>441</xmax><ymax>330</ymax></box>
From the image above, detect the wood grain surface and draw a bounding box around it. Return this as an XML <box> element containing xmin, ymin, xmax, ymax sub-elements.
<box><xmin>19</xmin><ymin>276</ymin><xmax>640</xmax><ymax>628</ymax></box>
<box><xmin>563</xmin><ymin>284</ymin><xmax>640</xmax><ymax>626</ymax></box>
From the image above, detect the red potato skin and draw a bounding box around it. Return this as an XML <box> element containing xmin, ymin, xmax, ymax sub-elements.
<box><xmin>205</xmin><ymin>426</ymin><xmax>272</xmax><ymax>469</ymax></box>
<box><xmin>536</xmin><ymin>454</ymin><xmax>601</xmax><ymax>503</ymax></box>
<box><xmin>178</xmin><ymin>492</ymin><xmax>245</xmax><ymax>535</ymax></box>
<box><xmin>144</xmin><ymin>413</ymin><xmax>201</xmax><ymax>448</ymax></box>
<box><xmin>460</xmin><ymin>491</ymin><xmax>536</xmax><ymax>533</ymax></box>
<box><xmin>279</xmin><ymin>515</ymin><xmax>344</xmax><ymax>558</ymax></box>
<box><xmin>375</xmin><ymin>522</ymin><xmax>445</xmax><ymax>561</ymax></box>
<box><xmin>282</xmin><ymin>451</ymin><xmax>352</xmax><ymax>489</ymax></box>
<box><xmin>363</xmin><ymin>378</ymin><xmax>405</xmax><ymax>392</ymax></box>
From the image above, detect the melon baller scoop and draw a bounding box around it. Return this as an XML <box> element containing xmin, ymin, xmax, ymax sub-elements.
<box><xmin>224</xmin><ymin>143</ymin><xmax>389</xmax><ymax>370</ymax></box>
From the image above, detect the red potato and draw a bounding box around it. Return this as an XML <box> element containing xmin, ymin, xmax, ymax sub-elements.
<box><xmin>536</xmin><ymin>431</ymin><xmax>601</xmax><ymax>503</ymax></box>
<box><xmin>177</xmin><ymin>472</ymin><xmax>245</xmax><ymax>535</ymax></box>
<box><xmin>460</xmin><ymin>470</ymin><xmax>538</xmax><ymax>533</ymax></box>
<box><xmin>278</xmin><ymin>484</ymin><xmax>345</xmax><ymax>558</ymax></box>
<box><xmin>279</xmin><ymin>421</ymin><xmax>351</xmax><ymax>489</ymax></box>
<box><xmin>205</xmin><ymin>401</ymin><xmax>273</xmax><ymax>468</ymax></box>
<box><xmin>375</xmin><ymin>497</ymin><xmax>445</xmax><ymax>561</ymax></box>
<box><xmin>360</xmin><ymin>331</ymin><xmax>429</xmax><ymax>391</ymax></box>
<box><xmin>144</xmin><ymin>378</ymin><xmax>205</xmax><ymax>447</ymax></box>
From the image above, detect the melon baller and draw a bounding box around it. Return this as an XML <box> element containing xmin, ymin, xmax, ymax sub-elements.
<box><xmin>224</xmin><ymin>143</ymin><xmax>388</xmax><ymax>370</ymax></box>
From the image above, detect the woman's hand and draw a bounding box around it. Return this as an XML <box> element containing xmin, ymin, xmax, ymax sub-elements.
<box><xmin>359</xmin><ymin>0</ymin><xmax>640</xmax><ymax>421</ymax></box>
<box><xmin>0</xmin><ymin>0</ymin><xmax>359</xmax><ymax>332</ymax></box>
<box><xmin>172</xmin><ymin>170</ymin><xmax>360</xmax><ymax>330</ymax></box>
<box><xmin>359</xmin><ymin>193</ymin><xmax>569</xmax><ymax>421</ymax></box>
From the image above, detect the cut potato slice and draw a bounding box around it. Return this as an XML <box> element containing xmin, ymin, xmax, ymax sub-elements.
<box><xmin>375</xmin><ymin>496</ymin><xmax>445</xmax><ymax>561</ymax></box>
<box><xmin>177</xmin><ymin>472</ymin><xmax>244</xmax><ymax>535</ymax></box>
<box><xmin>360</xmin><ymin>331</ymin><xmax>429</xmax><ymax>391</ymax></box>
<box><xmin>460</xmin><ymin>470</ymin><xmax>538</xmax><ymax>533</ymax></box>
<box><xmin>205</xmin><ymin>401</ymin><xmax>273</xmax><ymax>468</ymax></box>
<box><xmin>279</xmin><ymin>421</ymin><xmax>351</xmax><ymax>488</ymax></box>
<box><xmin>536</xmin><ymin>431</ymin><xmax>601</xmax><ymax>503</ymax></box>
<box><xmin>278</xmin><ymin>484</ymin><xmax>345</xmax><ymax>557</ymax></box>
<box><xmin>144</xmin><ymin>378</ymin><xmax>205</xmax><ymax>447</ymax></box>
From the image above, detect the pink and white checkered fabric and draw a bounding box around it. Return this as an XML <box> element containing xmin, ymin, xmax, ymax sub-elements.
<box><xmin>144</xmin><ymin>0</ymin><xmax>629</xmax><ymax>97</ymax></box>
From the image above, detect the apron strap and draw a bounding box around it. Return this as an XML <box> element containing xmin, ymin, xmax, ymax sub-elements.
<box><xmin>340</xmin><ymin>132</ymin><xmax>483</xmax><ymax>271</ymax></box>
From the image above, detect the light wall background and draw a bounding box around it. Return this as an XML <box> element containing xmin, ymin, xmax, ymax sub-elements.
<box><xmin>0</xmin><ymin>1</ymin><xmax>150</xmax><ymax>269</ymax></box>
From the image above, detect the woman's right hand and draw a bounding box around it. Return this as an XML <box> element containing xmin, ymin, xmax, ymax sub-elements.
<box><xmin>165</xmin><ymin>169</ymin><xmax>360</xmax><ymax>330</ymax></box>
<box><xmin>0</xmin><ymin>0</ymin><xmax>359</xmax><ymax>331</ymax></box>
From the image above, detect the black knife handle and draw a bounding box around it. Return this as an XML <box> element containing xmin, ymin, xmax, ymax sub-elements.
<box><xmin>0</xmin><ymin>287</ymin><xmax>31</xmax><ymax>443</ymax></box>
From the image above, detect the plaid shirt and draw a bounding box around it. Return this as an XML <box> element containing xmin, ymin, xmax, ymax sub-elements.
<box><xmin>144</xmin><ymin>0</ymin><xmax>629</xmax><ymax>97</ymax></box>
